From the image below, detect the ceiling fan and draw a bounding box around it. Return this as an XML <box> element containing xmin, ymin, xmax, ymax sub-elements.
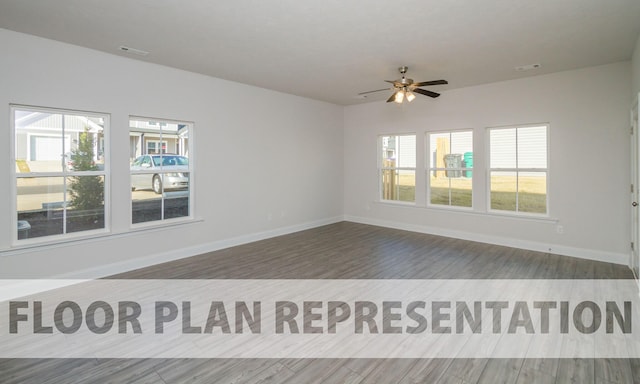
<box><xmin>359</xmin><ymin>66</ymin><xmax>448</xmax><ymax>103</ymax></box>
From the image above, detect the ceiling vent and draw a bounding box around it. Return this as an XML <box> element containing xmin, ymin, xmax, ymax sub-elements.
<box><xmin>515</xmin><ymin>63</ymin><xmax>541</xmax><ymax>71</ymax></box>
<box><xmin>119</xmin><ymin>46</ymin><xmax>149</xmax><ymax>56</ymax></box>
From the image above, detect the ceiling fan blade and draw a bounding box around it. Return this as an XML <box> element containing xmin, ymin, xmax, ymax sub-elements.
<box><xmin>358</xmin><ymin>88</ymin><xmax>391</xmax><ymax>96</ymax></box>
<box><xmin>413</xmin><ymin>80</ymin><xmax>448</xmax><ymax>87</ymax></box>
<box><xmin>384</xmin><ymin>80</ymin><xmax>396</xmax><ymax>84</ymax></box>
<box><xmin>413</xmin><ymin>88</ymin><xmax>440</xmax><ymax>98</ymax></box>
<box><xmin>386</xmin><ymin>91</ymin><xmax>399</xmax><ymax>103</ymax></box>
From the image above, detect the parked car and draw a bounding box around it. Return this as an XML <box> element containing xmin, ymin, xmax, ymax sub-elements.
<box><xmin>130</xmin><ymin>154</ymin><xmax>189</xmax><ymax>194</ymax></box>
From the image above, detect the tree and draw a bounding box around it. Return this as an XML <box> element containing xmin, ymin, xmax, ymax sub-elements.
<box><xmin>68</xmin><ymin>128</ymin><xmax>104</xmax><ymax>215</ymax></box>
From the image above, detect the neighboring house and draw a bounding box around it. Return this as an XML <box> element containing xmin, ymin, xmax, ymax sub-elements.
<box><xmin>129</xmin><ymin>120</ymin><xmax>189</xmax><ymax>160</ymax></box>
<box><xmin>14</xmin><ymin>111</ymin><xmax>104</xmax><ymax>167</ymax></box>
<box><xmin>15</xmin><ymin>111</ymin><xmax>104</xmax><ymax>172</ymax></box>
<box><xmin>14</xmin><ymin>113</ymin><xmax>190</xmax><ymax>171</ymax></box>
<box><xmin>382</xmin><ymin>135</ymin><xmax>416</xmax><ymax>168</ymax></box>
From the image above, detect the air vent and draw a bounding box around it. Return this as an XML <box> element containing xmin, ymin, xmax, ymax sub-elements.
<box><xmin>515</xmin><ymin>63</ymin><xmax>541</xmax><ymax>71</ymax></box>
<box><xmin>119</xmin><ymin>46</ymin><xmax>149</xmax><ymax>56</ymax></box>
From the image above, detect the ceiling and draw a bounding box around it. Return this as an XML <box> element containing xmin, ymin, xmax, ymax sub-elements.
<box><xmin>1</xmin><ymin>0</ymin><xmax>640</xmax><ymax>106</ymax></box>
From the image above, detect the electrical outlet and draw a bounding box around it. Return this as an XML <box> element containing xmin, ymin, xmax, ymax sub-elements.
<box><xmin>556</xmin><ymin>225</ymin><xmax>564</xmax><ymax>234</ymax></box>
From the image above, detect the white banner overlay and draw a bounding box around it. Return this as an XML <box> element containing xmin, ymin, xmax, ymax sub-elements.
<box><xmin>0</xmin><ymin>279</ymin><xmax>639</xmax><ymax>358</ymax></box>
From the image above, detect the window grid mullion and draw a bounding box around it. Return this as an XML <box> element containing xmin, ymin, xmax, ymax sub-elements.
<box><xmin>515</xmin><ymin>127</ymin><xmax>519</xmax><ymax>213</ymax></box>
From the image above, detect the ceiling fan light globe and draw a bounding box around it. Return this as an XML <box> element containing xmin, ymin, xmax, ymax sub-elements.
<box><xmin>405</xmin><ymin>91</ymin><xmax>416</xmax><ymax>102</ymax></box>
<box><xmin>394</xmin><ymin>90</ymin><xmax>405</xmax><ymax>103</ymax></box>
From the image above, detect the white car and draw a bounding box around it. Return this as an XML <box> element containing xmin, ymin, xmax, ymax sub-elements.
<box><xmin>130</xmin><ymin>154</ymin><xmax>189</xmax><ymax>194</ymax></box>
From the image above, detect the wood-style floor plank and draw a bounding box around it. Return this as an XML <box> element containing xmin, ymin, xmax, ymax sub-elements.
<box><xmin>1</xmin><ymin>222</ymin><xmax>636</xmax><ymax>383</ymax></box>
<box><xmin>476</xmin><ymin>359</ymin><xmax>523</xmax><ymax>384</ymax></box>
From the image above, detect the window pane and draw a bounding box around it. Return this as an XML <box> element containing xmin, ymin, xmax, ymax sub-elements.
<box><xmin>517</xmin><ymin>126</ymin><xmax>547</xmax><ymax>168</ymax></box>
<box><xmin>381</xmin><ymin>135</ymin><xmax>394</xmax><ymax>164</ymax></box>
<box><xmin>381</xmin><ymin>169</ymin><xmax>395</xmax><ymax>200</ymax></box>
<box><xmin>132</xmin><ymin>192</ymin><xmax>162</xmax><ymax>224</ymax></box>
<box><xmin>429</xmin><ymin>131</ymin><xmax>473</xmax><ymax>208</ymax></box>
<box><xmin>429</xmin><ymin>173</ymin><xmax>450</xmax><ymax>205</ymax></box>
<box><xmin>490</xmin><ymin>128</ymin><xmax>516</xmax><ymax>168</ymax></box>
<box><xmin>518</xmin><ymin>172</ymin><xmax>547</xmax><ymax>213</ymax></box>
<box><xmin>450</xmin><ymin>177</ymin><xmax>473</xmax><ymax>207</ymax></box>
<box><xmin>13</xmin><ymin>106</ymin><xmax>108</xmax><ymax>241</ymax></box>
<box><xmin>164</xmin><ymin>179</ymin><xmax>190</xmax><ymax>219</ymax></box>
<box><xmin>17</xmin><ymin>177</ymin><xmax>65</xmax><ymax>239</ymax></box>
<box><xmin>381</xmin><ymin>135</ymin><xmax>416</xmax><ymax>168</ymax></box>
<box><xmin>381</xmin><ymin>169</ymin><xmax>415</xmax><ymax>202</ymax></box>
<box><xmin>15</xmin><ymin>111</ymin><xmax>65</xmax><ymax>173</ymax></box>
<box><xmin>490</xmin><ymin>171</ymin><xmax>517</xmax><ymax>211</ymax></box>
<box><xmin>397</xmin><ymin>170</ymin><xmax>415</xmax><ymax>202</ymax></box>
<box><xmin>66</xmin><ymin>175</ymin><xmax>105</xmax><ymax>233</ymax></box>
<box><xmin>396</xmin><ymin>136</ymin><xmax>416</xmax><ymax>168</ymax></box>
<box><xmin>130</xmin><ymin>118</ymin><xmax>191</xmax><ymax>224</ymax></box>
<box><xmin>489</xmin><ymin>125</ymin><xmax>548</xmax><ymax>215</ymax></box>
<box><xmin>429</xmin><ymin>173</ymin><xmax>472</xmax><ymax>207</ymax></box>
<box><xmin>450</xmin><ymin>131</ymin><xmax>473</xmax><ymax>155</ymax></box>
<box><xmin>430</xmin><ymin>133</ymin><xmax>450</xmax><ymax>172</ymax></box>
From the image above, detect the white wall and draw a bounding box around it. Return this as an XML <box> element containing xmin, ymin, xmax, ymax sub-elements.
<box><xmin>0</xmin><ymin>29</ymin><xmax>344</xmax><ymax>278</ymax></box>
<box><xmin>344</xmin><ymin>62</ymin><xmax>632</xmax><ymax>264</ymax></box>
<box><xmin>0</xmin><ymin>27</ymin><xmax>634</xmax><ymax>277</ymax></box>
<box><xmin>633</xmin><ymin>33</ymin><xmax>640</xmax><ymax>98</ymax></box>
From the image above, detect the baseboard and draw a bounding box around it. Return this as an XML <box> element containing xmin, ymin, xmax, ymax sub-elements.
<box><xmin>55</xmin><ymin>215</ymin><xmax>344</xmax><ymax>280</ymax></box>
<box><xmin>5</xmin><ymin>213</ymin><xmax>628</xmax><ymax>298</ymax></box>
<box><xmin>344</xmin><ymin>215</ymin><xmax>629</xmax><ymax>266</ymax></box>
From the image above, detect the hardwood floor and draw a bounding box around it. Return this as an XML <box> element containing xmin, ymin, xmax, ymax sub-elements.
<box><xmin>1</xmin><ymin>222</ymin><xmax>636</xmax><ymax>383</ymax></box>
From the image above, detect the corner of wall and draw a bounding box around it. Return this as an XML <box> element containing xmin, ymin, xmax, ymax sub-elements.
<box><xmin>632</xmin><ymin>32</ymin><xmax>640</xmax><ymax>98</ymax></box>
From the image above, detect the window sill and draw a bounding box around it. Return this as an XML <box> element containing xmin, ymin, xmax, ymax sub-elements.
<box><xmin>373</xmin><ymin>201</ymin><xmax>558</xmax><ymax>223</ymax></box>
<box><xmin>378</xmin><ymin>200</ymin><xmax>416</xmax><ymax>207</ymax></box>
<box><xmin>129</xmin><ymin>216</ymin><xmax>200</xmax><ymax>232</ymax></box>
<box><xmin>1</xmin><ymin>218</ymin><xmax>204</xmax><ymax>256</ymax></box>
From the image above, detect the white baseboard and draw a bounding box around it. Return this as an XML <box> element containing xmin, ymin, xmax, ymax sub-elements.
<box><xmin>344</xmin><ymin>215</ymin><xmax>629</xmax><ymax>266</ymax></box>
<box><xmin>55</xmin><ymin>216</ymin><xmax>344</xmax><ymax>280</ymax></box>
<box><xmin>8</xmin><ymin>213</ymin><xmax>629</xmax><ymax>291</ymax></box>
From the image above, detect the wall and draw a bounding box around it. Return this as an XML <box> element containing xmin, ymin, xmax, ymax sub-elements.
<box><xmin>633</xmin><ymin>33</ymin><xmax>640</xmax><ymax>98</ymax></box>
<box><xmin>1</xmin><ymin>27</ymin><xmax>634</xmax><ymax>277</ymax></box>
<box><xmin>344</xmin><ymin>62</ymin><xmax>632</xmax><ymax>264</ymax></box>
<box><xmin>0</xmin><ymin>29</ymin><xmax>344</xmax><ymax>278</ymax></box>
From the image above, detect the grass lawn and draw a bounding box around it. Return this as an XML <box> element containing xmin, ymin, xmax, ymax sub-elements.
<box><xmin>384</xmin><ymin>173</ymin><xmax>546</xmax><ymax>214</ymax></box>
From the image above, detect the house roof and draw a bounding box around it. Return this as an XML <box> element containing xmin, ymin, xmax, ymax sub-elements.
<box><xmin>15</xmin><ymin>111</ymin><xmax>104</xmax><ymax>132</ymax></box>
<box><xmin>1</xmin><ymin>0</ymin><xmax>639</xmax><ymax>105</ymax></box>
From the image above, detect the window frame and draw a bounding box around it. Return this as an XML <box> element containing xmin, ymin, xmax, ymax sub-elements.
<box><xmin>10</xmin><ymin>104</ymin><xmax>111</xmax><ymax>246</ymax></box>
<box><xmin>378</xmin><ymin>133</ymin><xmax>417</xmax><ymax>204</ymax></box>
<box><xmin>426</xmin><ymin>129</ymin><xmax>474</xmax><ymax>210</ymax></box>
<box><xmin>129</xmin><ymin>116</ymin><xmax>194</xmax><ymax>227</ymax></box>
<box><xmin>487</xmin><ymin>123</ymin><xmax>549</xmax><ymax>216</ymax></box>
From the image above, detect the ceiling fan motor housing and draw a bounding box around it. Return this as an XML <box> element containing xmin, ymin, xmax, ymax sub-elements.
<box><xmin>398</xmin><ymin>66</ymin><xmax>412</xmax><ymax>85</ymax></box>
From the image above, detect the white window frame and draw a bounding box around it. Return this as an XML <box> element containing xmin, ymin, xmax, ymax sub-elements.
<box><xmin>427</xmin><ymin>129</ymin><xmax>474</xmax><ymax>209</ymax></box>
<box><xmin>10</xmin><ymin>104</ymin><xmax>111</xmax><ymax>246</ymax></box>
<box><xmin>378</xmin><ymin>133</ymin><xmax>417</xmax><ymax>204</ymax></box>
<box><xmin>129</xmin><ymin>116</ymin><xmax>195</xmax><ymax>227</ymax></box>
<box><xmin>487</xmin><ymin>123</ymin><xmax>549</xmax><ymax>216</ymax></box>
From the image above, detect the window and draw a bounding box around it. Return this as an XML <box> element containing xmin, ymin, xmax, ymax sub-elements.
<box><xmin>12</xmin><ymin>106</ymin><xmax>109</xmax><ymax>241</ymax></box>
<box><xmin>146</xmin><ymin>140</ymin><xmax>168</xmax><ymax>154</ymax></box>
<box><xmin>379</xmin><ymin>134</ymin><xmax>416</xmax><ymax>203</ymax></box>
<box><xmin>130</xmin><ymin>117</ymin><xmax>192</xmax><ymax>224</ymax></box>
<box><xmin>489</xmin><ymin>125</ymin><xmax>548</xmax><ymax>214</ymax></box>
<box><xmin>428</xmin><ymin>131</ymin><xmax>473</xmax><ymax>208</ymax></box>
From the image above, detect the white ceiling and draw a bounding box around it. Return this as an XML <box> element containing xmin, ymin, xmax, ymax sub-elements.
<box><xmin>1</xmin><ymin>0</ymin><xmax>640</xmax><ymax>105</ymax></box>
